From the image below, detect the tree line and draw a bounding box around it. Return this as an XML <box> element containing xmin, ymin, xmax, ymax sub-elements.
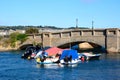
<box><xmin>0</xmin><ymin>25</ymin><xmax>63</xmax><ymax>30</ymax></box>
<box><xmin>0</xmin><ymin>25</ymin><xmax>89</xmax><ymax>30</ymax></box>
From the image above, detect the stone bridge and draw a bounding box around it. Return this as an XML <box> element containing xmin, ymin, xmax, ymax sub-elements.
<box><xmin>21</xmin><ymin>28</ymin><xmax>120</xmax><ymax>53</ymax></box>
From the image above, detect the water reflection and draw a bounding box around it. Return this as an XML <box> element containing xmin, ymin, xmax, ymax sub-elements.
<box><xmin>36</xmin><ymin>63</ymin><xmax>78</xmax><ymax>69</ymax></box>
<box><xmin>36</xmin><ymin>64</ymin><xmax>61</xmax><ymax>69</ymax></box>
<box><xmin>107</xmin><ymin>53</ymin><xmax>120</xmax><ymax>59</ymax></box>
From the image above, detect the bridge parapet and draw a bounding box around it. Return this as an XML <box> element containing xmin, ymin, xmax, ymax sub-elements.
<box><xmin>22</xmin><ymin>28</ymin><xmax>120</xmax><ymax>52</ymax></box>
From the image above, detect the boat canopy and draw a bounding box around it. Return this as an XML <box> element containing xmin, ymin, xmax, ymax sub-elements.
<box><xmin>60</xmin><ymin>49</ymin><xmax>78</xmax><ymax>60</ymax></box>
<box><xmin>45</xmin><ymin>47</ymin><xmax>63</xmax><ymax>56</ymax></box>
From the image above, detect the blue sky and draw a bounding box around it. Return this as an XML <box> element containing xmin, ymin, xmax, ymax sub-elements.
<box><xmin>0</xmin><ymin>0</ymin><xmax>120</xmax><ymax>28</ymax></box>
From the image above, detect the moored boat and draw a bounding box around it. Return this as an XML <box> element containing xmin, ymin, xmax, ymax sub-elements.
<box><xmin>79</xmin><ymin>52</ymin><xmax>101</xmax><ymax>61</ymax></box>
<box><xmin>21</xmin><ymin>46</ymin><xmax>37</xmax><ymax>59</ymax></box>
<box><xmin>59</xmin><ymin>49</ymin><xmax>80</xmax><ymax>65</ymax></box>
<box><xmin>35</xmin><ymin>49</ymin><xmax>80</xmax><ymax>66</ymax></box>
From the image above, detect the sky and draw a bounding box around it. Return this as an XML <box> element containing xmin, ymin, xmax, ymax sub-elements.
<box><xmin>0</xmin><ymin>0</ymin><xmax>120</xmax><ymax>28</ymax></box>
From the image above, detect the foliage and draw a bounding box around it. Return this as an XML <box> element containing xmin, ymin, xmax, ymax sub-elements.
<box><xmin>17</xmin><ymin>34</ymin><xmax>28</xmax><ymax>44</ymax></box>
<box><xmin>9</xmin><ymin>32</ymin><xmax>18</xmax><ymax>45</ymax></box>
<box><xmin>9</xmin><ymin>32</ymin><xmax>28</xmax><ymax>47</ymax></box>
<box><xmin>25</xmin><ymin>28</ymin><xmax>39</xmax><ymax>34</ymax></box>
<box><xmin>9</xmin><ymin>32</ymin><xmax>18</xmax><ymax>47</ymax></box>
<box><xmin>0</xmin><ymin>25</ymin><xmax>62</xmax><ymax>30</ymax></box>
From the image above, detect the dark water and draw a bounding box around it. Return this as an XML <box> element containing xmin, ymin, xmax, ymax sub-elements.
<box><xmin>0</xmin><ymin>51</ymin><xmax>120</xmax><ymax>80</ymax></box>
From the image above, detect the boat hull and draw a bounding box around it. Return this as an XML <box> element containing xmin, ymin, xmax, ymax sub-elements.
<box><xmin>79</xmin><ymin>53</ymin><xmax>101</xmax><ymax>61</ymax></box>
<box><xmin>36</xmin><ymin>59</ymin><xmax>79</xmax><ymax>67</ymax></box>
<box><xmin>86</xmin><ymin>55</ymin><xmax>100</xmax><ymax>60</ymax></box>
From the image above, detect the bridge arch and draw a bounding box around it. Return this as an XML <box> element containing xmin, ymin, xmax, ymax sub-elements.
<box><xmin>19</xmin><ymin>28</ymin><xmax>120</xmax><ymax>53</ymax></box>
<box><xmin>57</xmin><ymin>41</ymin><xmax>101</xmax><ymax>48</ymax></box>
<box><xmin>57</xmin><ymin>40</ymin><xmax>105</xmax><ymax>48</ymax></box>
<box><xmin>19</xmin><ymin>44</ymin><xmax>34</xmax><ymax>50</ymax></box>
<box><xmin>57</xmin><ymin>41</ymin><xmax>106</xmax><ymax>53</ymax></box>
<box><xmin>50</xmin><ymin>35</ymin><xmax>106</xmax><ymax>49</ymax></box>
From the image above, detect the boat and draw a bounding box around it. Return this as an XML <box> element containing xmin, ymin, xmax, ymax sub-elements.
<box><xmin>35</xmin><ymin>57</ymin><xmax>78</xmax><ymax>67</ymax></box>
<box><xmin>79</xmin><ymin>52</ymin><xmax>101</xmax><ymax>61</ymax></box>
<box><xmin>35</xmin><ymin>49</ymin><xmax>80</xmax><ymax>67</ymax></box>
<box><xmin>59</xmin><ymin>49</ymin><xmax>80</xmax><ymax>65</ymax></box>
<box><xmin>35</xmin><ymin>57</ymin><xmax>63</xmax><ymax>68</ymax></box>
<box><xmin>21</xmin><ymin>46</ymin><xmax>37</xmax><ymax>59</ymax></box>
<box><xmin>21</xmin><ymin>46</ymin><xmax>49</xmax><ymax>59</ymax></box>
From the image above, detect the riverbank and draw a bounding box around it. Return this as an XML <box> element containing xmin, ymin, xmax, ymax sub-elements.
<box><xmin>0</xmin><ymin>46</ymin><xmax>18</xmax><ymax>52</ymax></box>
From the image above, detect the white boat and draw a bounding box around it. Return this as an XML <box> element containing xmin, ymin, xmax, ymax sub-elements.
<box><xmin>36</xmin><ymin>58</ymin><xmax>78</xmax><ymax>67</ymax></box>
<box><xmin>35</xmin><ymin>49</ymin><xmax>80</xmax><ymax>67</ymax></box>
<box><xmin>36</xmin><ymin>57</ymin><xmax>56</xmax><ymax>64</ymax></box>
<box><xmin>79</xmin><ymin>52</ymin><xmax>101</xmax><ymax>61</ymax></box>
<box><xmin>59</xmin><ymin>49</ymin><xmax>80</xmax><ymax>65</ymax></box>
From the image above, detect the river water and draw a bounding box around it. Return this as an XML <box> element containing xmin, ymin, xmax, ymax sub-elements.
<box><xmin>0</xmin><ymin>51</ymin><xmax>120</xmax><ymax>80</ymax></box>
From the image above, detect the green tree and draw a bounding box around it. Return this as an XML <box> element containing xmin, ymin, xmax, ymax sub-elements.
<box><xmin>9</xmin><ymin>32</ymin><xmax>28</xmax><ymax>47</ymax></box>
<box><xmin>9</xmin><ymin>32</ymin><xmax>19</xmax><ymax>47</ymax></box>
<box><xmin>25</xmin><ymin>27</ymin><xmax>39</xmax><ymax>34</ymax></box>
<box><xmin>17</xmin><ymin>34</ymin><xmax>28</xmax><ymax>44</ymax></box>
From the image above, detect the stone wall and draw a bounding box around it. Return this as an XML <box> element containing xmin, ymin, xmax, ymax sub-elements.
<box><xmin>106</xmin><ymin>29</ymin><xmax>119</xmax><ymax>53</ymax></box>
<box><xmin>22</xmin><ymin>28</ymin><xmax>120</xmax><ymax>52</ymax></box>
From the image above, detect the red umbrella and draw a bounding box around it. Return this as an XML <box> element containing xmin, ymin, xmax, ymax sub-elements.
<box><xmin>45</xmin><ymin>47</ymin><xmax>63</xmax><ymax>56</ymax></box>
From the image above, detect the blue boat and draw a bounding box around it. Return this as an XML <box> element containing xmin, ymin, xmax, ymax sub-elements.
<box><xmin>59</xmin><ymin>49</ymin><xmax>80</xmax><ymax>65</ymax></box>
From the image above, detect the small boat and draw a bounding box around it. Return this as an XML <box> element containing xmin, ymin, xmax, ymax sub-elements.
<box><xmin>36</xmin><ymin>57</ymin><xmax>56</xmax><ymax>64</ymax></box>
<box><xmin>36</xmin><ymin>57</ymin><xmax>78</xmax><ymax>67</ymax></box>
<box><xmin>79</xmin><ymin>52</ymin><xmax>101</xmax><ymax>61</ymax></box>
<box><xmin>59</xmin><ymin>49</ymin><xmax>80</xmax><ymax>65</ymax></box>
<box><xmin>35</xmin><ymin>49</ymin><xmax>80</xmax><ymax>67</ymax></box>
<box><xmin>35</xmin><ymin>57</ymin><xmax>63</xmax><ymax>68</ymax></box>
<box><xmin>21</xmin><ymin>46</ymin><xmax>37</xmax><ymax>59</ymax></box>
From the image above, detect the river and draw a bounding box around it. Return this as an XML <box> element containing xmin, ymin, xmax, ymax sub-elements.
<box><xmin>0</xmin><ymin>51</ymin><xmax>120</xmax><ymax>80</ymax></box>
